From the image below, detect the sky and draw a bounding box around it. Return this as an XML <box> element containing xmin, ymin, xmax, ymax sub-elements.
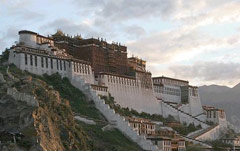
<box><xmin>1</xmin><ymin>0</ymin><xmax>240</xmax><ymax>87</ymax></box>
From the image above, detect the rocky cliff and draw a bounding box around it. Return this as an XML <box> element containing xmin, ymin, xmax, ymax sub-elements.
<box><xmin>0</xmin><ymin>64</ymin><xmax>90</xmax><ymax>151</ymax></box>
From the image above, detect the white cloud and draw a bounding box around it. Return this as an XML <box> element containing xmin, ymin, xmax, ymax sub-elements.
<box><xmin>127</xmin><ymin>27</ymin><xmax>240</xmax><ymax>64</ymax></box>
<box><xmin>182</xmin><ymin>1</ymin><xmax>240</xmax><ymax>28</ymax></box>
<box><xmin>169</xmin><ymin>61</ymin><xmax>240</xmax><ymax>86</ymax></box>
<box><xmin>124</xmin><ymin>25</ymin><xmax>146</xmax><ymax>38</ymax></box>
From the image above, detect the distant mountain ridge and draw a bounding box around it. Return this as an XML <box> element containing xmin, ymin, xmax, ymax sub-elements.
<box><xmin>199</xmin><ymin>83</ymin><xmax>240</xmax><ymax>131</ymax></box>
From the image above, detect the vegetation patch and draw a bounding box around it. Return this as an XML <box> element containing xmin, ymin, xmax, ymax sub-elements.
<box><xmin>30</xmin><ymin>73</ymin><xmax>104</xmax><ymax>120</ymax></box>
<box><xmin>78</xmin><ymin>122</ymin><xmax>142</xmax><ymax>151</ymax></box>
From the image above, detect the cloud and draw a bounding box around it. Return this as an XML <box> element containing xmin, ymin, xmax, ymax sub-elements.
<box><xmin>1</xmin><ymin>0</ymin><xmax>44</xmax><ymax>22</ymax></box>
<box><xmin>73</xmin><ymin>0</ymin><xmax>230</xmax><ymax>24</ymax></box>
<box><xmin>96</xmin><ymin>0</ymin><xmax>177</xmax><ymax>21</ymax></box>
<box><xmin>182</xmin><ymin>1</ymin><xmax>240</xmax><ymax>28</ymax></box>
<box><xmin>73</xmin><ymin>0</ymin><xmax>105</xmax><ymax>8</ymax></box>
<box><xmin>39</xmin><ymin>18</ymin><xmax>128</xmax><ymax>42</ymax></box>
<box><xmin>4</xmin><ymin>27</ymin><xmax>19</xmax><ymax>39</ymax></box>
<box><xmin>169</xmin><ymin>62</ymin><xmax>240</xmax><ymax>86</ymax></box>
<box><xmin>127</xmin><ymin>25</ymin><xmax>240</xmax><ymax>65</ymax></box>
<box><xmin>39</xmin><ymin>18</ymin><xmax>103</xmax><ymax>38</ymax></box>
<box><xmin>124</xmin><ymin>25</ymin><xmax>146</xmax><ymax>38</ymax></box>
<box><xmin>0</xmin><ymin>27</ymin><xmax>19</xmax><ymax>53</ymax></box>
<box><xmin>0</xmin><ymin>38</ymin><xmax>7</xmax><ymax>52</ymax></box>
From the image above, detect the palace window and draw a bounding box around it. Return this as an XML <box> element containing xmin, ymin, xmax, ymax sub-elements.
<box><xmin>76</xmin><ymin>63</ymin><xmax>79</xmax><ymax>72</ymax></box>
<box><xmin>83</xmin><ymin>64</ymin><xmax>85</xmax><ymax>73</ymax></box>
<box><xmin>57</xmin><ymin>59</ymin><xmax>59</xmax><ymax>70</ymax></box>
<box><xmin>50</xmin><ymin>58</ymin><xmax>53</xmax><ymax>69</ymax></box>
<box><xmin>60</xmin><ymin>60</ymin><xmax>62</xmax><ymax>70</ymax></box>
<box><xmin>213</xmin><ymin>111</ymin><xmax>216</xmax><ymax>118</ymax></box>
<box><xmin>25</xmin><ymin>54</ymin><xmax>28</xmax><ymax>65</ymax></box>
<box><xmin>73</xmin><ymin>62</ymin><xmax>76</xmax><ymax>72</ymax></box>
<box><xmin>46</xmin><ymin>57</ymin><xmax>48</xmax><ymax>68</ymax></box>
<box><xmin>41</xmin><ymin>57</ymin><xmax>44</xmax><ymax>68</ymax></box>
<box><xmin>30</xmin><ymin>55</ymin><xmax>33</xmax><ymax>66</ymax></box>
<box><xmin>35</xmin><ymin>56</ymin><xmax>37</xmax><ymax>66</ymax></box>
<box><xmin>63</xmin><ymin>61</ymin><xmax>66</xmax><ymax>71</ymax></box>
<box><xmin>80</xmin><ymin>64</ymin><xmax>82</xmax><ymax>73</ymax></box>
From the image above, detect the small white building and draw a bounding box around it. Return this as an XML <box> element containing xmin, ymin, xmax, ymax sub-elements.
<box><xmin>221</xmin><ymin>136</ymin><xmax>240</xmax><ymax>150</ymax></box>
<box><xmin>127</xmin><ymin>117</ymin><xmax>156</xmax><ymax>136</ymax></box>
<box><xmin>203</xmin><ymin>106</ymin><xmax>228</xmax><ymax>127</ymax></box>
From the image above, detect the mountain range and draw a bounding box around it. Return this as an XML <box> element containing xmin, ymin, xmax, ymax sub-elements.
<box><xmin>199</xmin><ymin>83</ymin><xmax>240</xmax><ymax>131</ymax></box>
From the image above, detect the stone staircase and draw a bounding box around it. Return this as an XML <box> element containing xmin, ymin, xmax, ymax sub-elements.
<box><xmin>71</xmin><ymin>79</ymin><xmax>161</xmax><ymax>151</ymax></box>
<box><xmin>180</xmin><ymin>135</ymin><xmax>211</xmax><ymax>148</ymax></box>
<box><xmin>161</xmin><ymin>101</ymin><xmax>209</xmax><ymax>128</ymax></box>
<box><xmin>187</xmin><ymin>124</ymin><xmax>218</xmax><ymax>139</ymax></box>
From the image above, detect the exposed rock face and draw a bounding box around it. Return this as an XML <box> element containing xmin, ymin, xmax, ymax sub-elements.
<box><xmin>0</xmin><ymin>95</ymin><xmax>35</xmax><ymax>133</ymax></box>
<box><xmin>0</xmin><ymin>65</ymin><xmax>90</xmax><ymax>151</ymax></box>
<box><xmin>0</xmin><ymin>73</ymin><xmax>5</xmax><ymax>83</ymax></box>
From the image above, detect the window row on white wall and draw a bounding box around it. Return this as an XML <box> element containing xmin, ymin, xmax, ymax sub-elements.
<box><xmin>154</xmin><ymin>85</ymin><xmax>181</xmax><ymax>96</ymax></box>
<box><xmin>73</xmin><ymin>62</ymin><xmax>91</xmax><ymax>74</ymax></box>
<box><xmin>106</xmin><ymin>75</ymin><xmax>139</xmax><ymax>87</ymax></box>
<box><xmin>24</xmin><ymin>53</ymin><xmax>69</xmax><ymax>71</ymax></box>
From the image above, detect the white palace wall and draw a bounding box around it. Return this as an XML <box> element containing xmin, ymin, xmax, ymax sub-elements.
<box><xmin>178</xmin><ymin>104</ymin><xmax>191</xmax><ymax>115</ymax></box>
<box><xmin>188</xmin><ymin>96</ymin><xmax>204</xmax><ymax>117</ymax></box>
<box><xmin>97</xmin><ymin>74</ymin><xmax>162</xmax><ymax>114</ymax></box>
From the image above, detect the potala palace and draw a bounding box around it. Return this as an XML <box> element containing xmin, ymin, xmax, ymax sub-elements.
<box><xmin>7</xmin><ymin>30</ymin><xmax>232</xmax><ymax>150</ymax></box>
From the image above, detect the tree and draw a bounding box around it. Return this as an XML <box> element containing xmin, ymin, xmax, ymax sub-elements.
<box><xmin>1</xmin><ymin>49</ymin><xmax>9</xmax><ymax>62</ymax></box>
<box><xmin>210</xmin><ymin>140</ymin><xmax>232</xmax><ymax>151</ymax></box>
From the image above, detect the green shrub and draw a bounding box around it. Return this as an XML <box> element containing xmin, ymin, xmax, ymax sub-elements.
<box><xmin>1</xmin><ymin>49</ymin><xmax>9</xmax><ymax>62</ymax></box>
<box><xmin>40</xmin><ymin>73</ymin><xmax>103</xmax><ymax>120</ymax></box>
<box><xmin>186</xmin><ymin>144</ymin><xmax>204</xmax><ymax>151</ymax></box>
<box><xmin>209</xmin><ymin>140</ymin><xmax>232</xmax><ymax>151</ymax></box>
<box><xmin>172</xmin><ymin>123</ymin><xmax>202</xmax><ymax>135</ymax></box>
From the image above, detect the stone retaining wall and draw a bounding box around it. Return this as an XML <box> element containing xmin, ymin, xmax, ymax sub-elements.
<box><xmin>7</xmin><ymin>88</ymin><xmax>39</xmax><ymax>107</ymax></box>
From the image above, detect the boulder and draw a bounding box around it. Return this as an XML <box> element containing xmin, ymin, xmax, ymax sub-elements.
<box><xmin>0</xmin><ymin>73</ymin><xmax>6</xmax><ymax>83</ymax></box>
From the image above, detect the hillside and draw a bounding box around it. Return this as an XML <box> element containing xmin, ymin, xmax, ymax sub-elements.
<box><xmin>0</xmin><ymin>56</ymin><xmax>142</xmax><ymax>150</ymax></box>
<box><xmin>199</xmin><ymin>84</ymin><xmax>240</xmax><ymax>131</ymax></box>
